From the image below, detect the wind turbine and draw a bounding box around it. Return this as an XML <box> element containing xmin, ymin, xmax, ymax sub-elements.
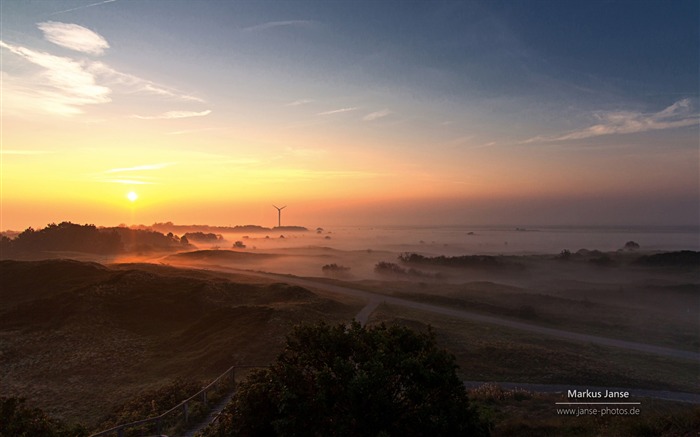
<box><xmin>273</xmin><ymin>205</ymin><xmax>286</xmax><ymax>228</ymax></box>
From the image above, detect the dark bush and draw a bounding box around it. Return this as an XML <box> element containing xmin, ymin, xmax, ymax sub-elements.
<box><xmin>0</xmin><ymin>397</ymin><xmax>87</xmax><ymax>437</ymax></box>
<box><xmin>204</xmin><ymin>322</ymin><xmax>488</xmax><ymax>437</ymax></box>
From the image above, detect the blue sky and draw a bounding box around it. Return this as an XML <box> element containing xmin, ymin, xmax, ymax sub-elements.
<box><xmin>1</xmin><ymin>0</ymin><xmax>698</xmax><ymax>228</ymax></box>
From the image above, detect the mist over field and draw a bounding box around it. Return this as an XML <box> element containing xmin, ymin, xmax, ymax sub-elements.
<box><xmin>2</xmin><ymin>0</ymin><xmax>699</xmax><ymax>435</ymax></box>
<box><xmin>2</xmin><ymin>221</ymin><xmax>699</xmax><ymax>435</ymax></box>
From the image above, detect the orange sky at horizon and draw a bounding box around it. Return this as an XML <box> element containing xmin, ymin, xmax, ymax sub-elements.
<box><xmin>1</xmin><ymin>1</ymin><xmax>698</xmax><ymax>231</ymax></box>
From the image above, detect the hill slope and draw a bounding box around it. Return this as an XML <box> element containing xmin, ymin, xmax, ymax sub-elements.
<box><xmin>0</xmin><ymin>259</ymin><xmax>359</xmax><ymax>426</ymax></box>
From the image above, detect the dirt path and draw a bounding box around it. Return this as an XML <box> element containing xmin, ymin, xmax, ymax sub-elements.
<box><xmin>210</xmin><ymin>267</ymin><xmax>700</xmax><ymax>362</ymax></box>
<box><xmin>181</xmin><ymin>390</ymin><xmax>235</xmax><ymax>437</ymax></box>
<box><xmin>355</xmin><ymin>298</ymin><xmax>381</xmax><ymax>326</ymax></box>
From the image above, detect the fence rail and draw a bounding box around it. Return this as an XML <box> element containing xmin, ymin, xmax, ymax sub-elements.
<box><xmin>89</xmin><ymin>366</ymin><xmax>238</xmax><ymax>437</ymax></box>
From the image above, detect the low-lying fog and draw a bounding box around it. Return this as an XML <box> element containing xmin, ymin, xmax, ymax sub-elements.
<box><xmin>144</xmin><ymin>225</ymin><xmax>699</xmax><ymax>287</ymax></box>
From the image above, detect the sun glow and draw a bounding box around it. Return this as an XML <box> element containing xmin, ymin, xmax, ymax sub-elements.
<box><xmin>126</xmin><ymin>191</ymin><xmax>138</xmax><ymax>202</ymax></box>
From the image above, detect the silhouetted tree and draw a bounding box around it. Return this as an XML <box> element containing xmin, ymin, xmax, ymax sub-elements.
<box><xmin>624</xmin><ymin>241</ymin><xmax>640</xmax><ymax>251</ymax></box>
<box><xmin>205</xmin><ymin>322</ymin><xmax>488</xmax><ymax>437</ymax></box>
<box><xmin>182</xmin><ymin>232</ymin><xmax>222</xmax><ymax>243</ymax></box>
<box><xmin>8</xmin><ymin>222</ymin><xmax>123</xmax><ymax>254</ymax></box>
<box><xmin>374</xmin><ymin>261</ymin><xmax>407</xmax><ymax>275</ymax></box>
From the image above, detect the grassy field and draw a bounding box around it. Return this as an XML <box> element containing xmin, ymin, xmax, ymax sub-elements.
<box><xmin>1</xmin><ymin>253</ymin><xmax>697</xmax><ymax>434</ymax></box>
<box><xmin>0</xmin><ymin>259</ymin><xmax>362</xmax><ymax>428</ymax></box>
<box><xmin>368</xmin><ymin>303</ymin><xmax>699</xmax><ymax>393</ymax></box>
<box><xmin>320</xmin><ymin>255</ymin><xmax>700</xmax><ymax>352</ymax></box>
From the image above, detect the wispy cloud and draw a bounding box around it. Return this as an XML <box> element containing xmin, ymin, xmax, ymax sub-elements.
<box><xmin>255</xmin><ymin>168</ymin><xmax>386</xmax><ymax>182</ymax></box>
<box><xmin>0</xmin><ymin>40</ymin><xmax>111</xmax><ymax>115</ymax></box>
<box><xmin>95</xmin><ymin>162</ymin><xmax>173</xmax><ymax>184</ymax></box>
<box><xmin>363</xmin><ymin>109</ymin><xmax>392</xmax><ymax>121</ymax></box>
<box><xmin>0</xmin><ymin>149</ymin><xmax>55</xmax><ymax>155</ymax></box>
<box><xmin>167</xmin><ymin>127</ymin><xmax>218</xmax><ymax>135</ymax></box>
<box><xmin>48</xmin><ymin>0</ymin><xmax>117</xmax><ymax>17</ymax></box>
<box><xmin>38</xmin><ymin>21</ymin><xmax>109</xmax><ymax>55</ymax></box>
<box><xmin>241</xmin><ymin>20</ymin><xmax>316</xmax><ymax>33</ymax></box>
<box><xmin>283</xmin><ymin>147</ymin><xmax>327</xmax><ymax>158</ymax></box>
<box><xmin>286</xmin><ymin>99</ymin><xmax>314</xmax><ymax>107</ymax></box>
<box><xmin>133</xmin><ymin>110</ymin><xmax>212</xmax><ymax>120</ymax></box>
<box><xmin>524</xmin><ymin>99</ymin><xmax>699</xmax><ymax>143</ymax></box>
<box><xmin>224</xmin><ymin>158</ymin><xmax>261</xmax><ymax>165</ymax></box>
<box><xmin>105</xmin><ymin>163</ymin><xmax>173</xmax><ymax>173</ymax></box>
<box><xmin>102</xmin><ymin>179</ymin><xmax>153</xmax><ymax>185</ymax></box>
<box><xmin>0</xmin><ymin>22</ymin><xmax>204</xmax><ymax>116</ymax></box>
<box><xmin>88</xmin><ymin>62</ymin><xmax>204</xmax><ymax>102</ymax></box>
<box><xmin>317</xmin><ymin>107</ymin><xmax>358</xmax><ymax>116</ymax></box>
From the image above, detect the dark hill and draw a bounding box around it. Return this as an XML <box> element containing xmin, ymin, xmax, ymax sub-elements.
<box><xmin>0</xmin><ymin>259</ymin><xmax>111</xmax><ymax>305</ymax></box>
<box><xmin>0</xmin><ymin>259</ymin><xmax>358</xmax><ymax>427</ymax></box>
<box><xmin>166</xmin><ymin>249</ymin><xmax>278</xmax><ymax>263</ymax></box>
<box><xmin>634</xmin><ymin>251</ymin><xmax>700</xmax><ymax>268</ymax></box>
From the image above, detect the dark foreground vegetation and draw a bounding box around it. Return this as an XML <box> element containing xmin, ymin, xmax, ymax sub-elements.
<box><xmin>634</xmin><ymin>250</ymin><xmax>700</xmax><ymax>267</ymax></box>
<box><xmin>399</xmin><ymin>250</ymin><xmax>700</xmax><ymax>270</ymax></box>
<box><xmin>202</xmin><ymin>322</ymin><xmax>489</xmax><ymax>437</ymax></box>
<box><xmin>468</xmin><ymin>384</ymin><xmax>700</xmax><ymax>437</ymax></box>
<box><xmin>399</xmin><ymin>252</ymin><xmax>512</xmax><ymax>269</ymax></box>
<box><xmin>0</xmin><ymin>397</ymin><xmax>87</xmax><ymax>437</ymax></box>
<box><xmin>374</xmin><ymin>261</ymin><xmax>443</xmax><ymax>279</ymax></box>
<box><xmin>1</xmin><ymin>253</ymin><xmax>698</xmax><ymax>436</ymax></box>
<box><xmin>0</xmin><ymin>259</ymin><xmax>358</xmax><ymax>427</ymax></box>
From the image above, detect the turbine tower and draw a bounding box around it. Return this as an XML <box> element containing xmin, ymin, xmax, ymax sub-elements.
<box><xmin>273</xmin><ymin>205</ymin><xmax>286</xmax><ymax>228</ymax></box>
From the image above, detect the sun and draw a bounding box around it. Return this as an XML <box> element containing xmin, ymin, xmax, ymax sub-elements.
<box><xmin>126</xmin><ymin>191</ymin><xmax>138</xmax><ymax>202</ymax></box>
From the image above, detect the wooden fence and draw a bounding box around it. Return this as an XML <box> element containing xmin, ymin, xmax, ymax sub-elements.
<box><xmin>89</xmin><ymin>366</ymin><xmax>237</xmax><ymax>437</ymax></box>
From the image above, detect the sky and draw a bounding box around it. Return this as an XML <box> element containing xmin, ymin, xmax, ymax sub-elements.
<box><xmin>1</xmin><ymin>0</ymin><xmax>698</xmax><ymax>230</ymax></box>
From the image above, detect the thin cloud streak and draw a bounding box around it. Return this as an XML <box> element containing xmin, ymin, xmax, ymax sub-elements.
<box><xmin>105</xmin><ymin>163</ymin><xmax>173</xmax><ymax>173</ymax></box>
<box><xmin>167</xmin><ymin>128</ymin><xmax>218</xmax><ymax>135</ymax></box>
<box><xmin>286</xmin><ymin>99</ymin><xmax>314</xmax><ymax>107</ymax></box>
<box><xmin>133</xmin><ymin>110</ymin><xmax>212</xmax><ymax>120</ymax></box>
<box><xmin>249</xmin><ymin>168</ymin><xmax>387</xmax><ymax>182</ymax></box>
<box><xmin>88</xmin><ymin>62</ymin><xmax>204</xmax><ymax>102</ymax></box>
<box><xmin>317</xmin><ymin>107</ymin><xmax>358</xmax><ymax>116</ymax></box>
<box><xmin>38</xmin><ymin>21</ymin><xmax>110</xmax><ymax>56</ymax></box>
<box><xmin>241</xmin><ymin>20</ymin><xmax>316</xmax><ymax>32</ymax></box>
<box><xmin>363</xmin><ymin>109</ymin><xmax>392</xmax><ymax>121</ymax></box>
<box><xmin>224</xmin><ymin>158</ymin><xmax>261</xmax><ymax>165</ymax></box>
<box><xmin>48</xmin><ymin>0</ymin><xmax>117</xmax><ymax>17</ymax></box>
<box><xmin>284</xmin><ymin>147</ymin><xmax>327</xmax><ymax>158</ymax></box>
<box><xmin>524</xmin><ymin>99</ymin><xmax>699</xmax><ymax>143</ymax></box>
<box><xmin>101</xmin><ymin>179</ymin><xmax>154</xmax><ymax>185</ymax></box>
<box><xmin>0</xmin><ymin>150</ymin><xmax>55</xmax><ymax>155</ymax></box>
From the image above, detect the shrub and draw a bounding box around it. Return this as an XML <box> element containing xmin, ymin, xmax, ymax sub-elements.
<box><xmin>204</xmin><ymin>322</ymin><xmax>489</xmax><ymax>437</ymax></box>
<box><xmin>321</xmin><ymin>263</ymin><xmax>351</xmax><ymax>274</ymax></box>
<box><xmin>0</xmin><ymin>397</ymin><xmax>87</xmax><ymax>437</ymax></box>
